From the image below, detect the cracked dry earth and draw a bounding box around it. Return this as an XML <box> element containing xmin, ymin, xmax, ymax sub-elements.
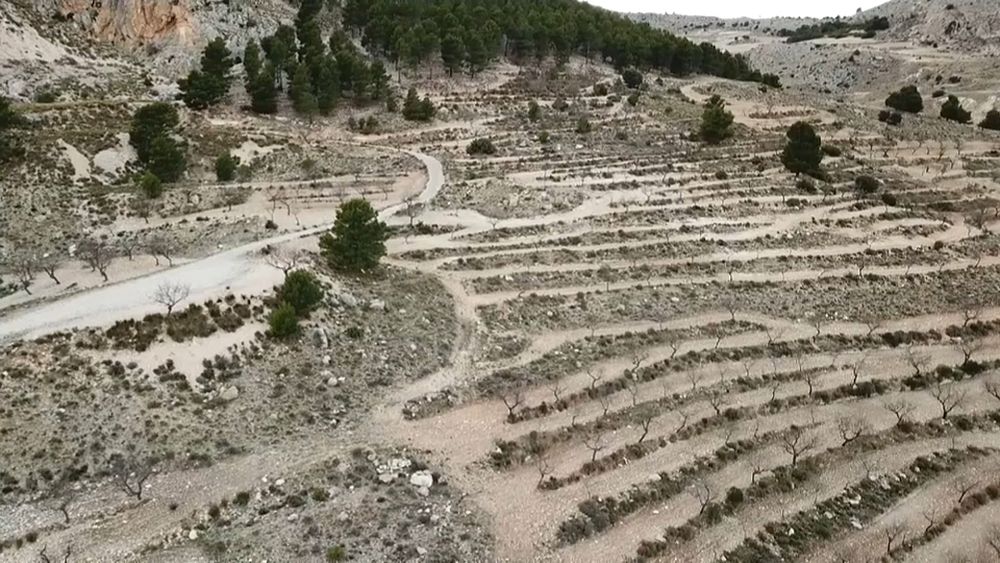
<box><xmin>6</xmin><ymin>73</ymin><xmax>1000</xmax><ymax>563</ymax></box>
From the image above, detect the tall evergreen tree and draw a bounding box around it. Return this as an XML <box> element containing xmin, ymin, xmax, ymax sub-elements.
<box><xmin>699</xmin><ymin>95</ymin><xmax>735</xmax><ymax>144</ymax></box>
<box><xmin>180</xmin><ymin>38</ymin><xmax>233</xmax><ymax>109</ymax></box>
<box><xmin>130</xmin><ymin>102</ymin><xmax>180</xmax><ymax>163</ymax></box>
<box><xmin>319</xmin><ymin>198</ymin><xmax>387</xmax><ymax>273</ymax></box>
<box><xmin>250</xmin><ymin>63</ymin><xmax>279</xmax><ymax>114</ymax></box>
<box><xmin>465</xmin><ymin>35</ymin><xmax>488</xmax><ymax>76</ymax></box>
<box><xmin>146</xmin><ymin>135</ymin><xmax>186</xmax><ymax>183</ymax></box>
<box><xmin>0</xmin><ymin>95</ymin><xmax>25</xmax><ymax>165</ymax></box>
<box><xmin>290</xmin><ymin>65</ymin><xmax>319</xmax><ymax>120</ymax></box>
<box><xmin>781</xmin><ymin>121</ymin><xmax>824</xmax><ymax>176</ymax></box>
<box><xmin>316</xmin><ymin>56</ymin><xmax>341</xmax><ymax>115</ymax></box>
<box><xmin>440</xmin><ymin>33</ymin><xmax>465</xmax><ymax>77</ymax></box>
<box><xmin>243</xmin><ymin>41</ymin><xmax>262</xmax><ymax>87</ymax></box>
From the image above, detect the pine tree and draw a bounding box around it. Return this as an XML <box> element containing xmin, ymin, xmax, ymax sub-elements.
<box><xmin>315</xmin><ymin>56</ymin><xmax>340</xmax><ymax>115</ymax></box>
<box><xmin>250</xmin><ymin>63</ymin><xmax>279</xmax><ymax>114</ymax></box>
<box><xmin>215</xmin><ymin>153</ymin><xmax>238</xmax><ymax>181</ymax></box>
<box><xmin>290</xmin><ymin>65</ymin><xmax>318</xmax><ymax>121</ymax></box>
<box><xmin>441</xmin><ymin>33</ymin><xmax>465</xmax><ymax>77</ymax></box>
<box><xmin>699</xmin><ymin>95</ymin><xmax>735</xmax><ymax>144</ymax></box>
<box><xmin>0</xmin><ymin>95</ymin><xmax>26</xmax><ymax>164</ymax></box>
<box><xmin>369</xmin><ymin>61</ymin><xmax>390</xmax><ymax>100</ymax></box>
<box><xmin>318</xmin><ymin>198</ymin><xmax>387</xmax><ymax>273</ymax></box>
<box><xmin>465</xmin><ymin>35</ymin><xmax>488</xmax><ymax>77</ymax></box>
<box><xmin>781</xmin><ymin>121</ymin><xmax>824</xmax><ymax>176</ymax></box>
<box><xmin>130</xmin><ymin>102</ymin><xmax>180</xmax><ymax>163</ymax></box>
<box><xmin>147</xmin><ymin>135</ymin><xmax>186</xmax><ymax>183</ymax></box>
<box><xmin>180</xmin><ymin>38</ymin><xmax>233</xmax><ymax>109</ymax></box>
<box><xmin>243</xmin><ymin>41</ymin><xmax>262</xmax><ymax>88</ymax></box>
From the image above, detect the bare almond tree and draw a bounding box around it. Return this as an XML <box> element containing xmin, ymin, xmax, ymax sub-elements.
<box><xmin>113</xmin><ymin>456</ymin><xmax>152</xmax><ymax>501</ymax></box>
<box><xmin>836</xmin><ymin>417</ymin><xmax>872</xmax><ymax>447</ymax></box>
<box><xmin>884</xmin><ymin>399</ymin><xmax>915</xmax><ymax>426</ymax></box>
<box><xmin>263</xmin><ymin>247</ymin><xmax>302</xmax><ymax>279</ymax></box>
<box><xmin>985</xmin><ymin>525</ymin><xmax>1000</xmax><ymax>558</ymax></box>
<box><xmin>11</xmin><ymin>253</ymin><xmax>35</xmax><ymax>294</ymax></box>
<box><xmin>586</xmin><ymin>367</ymin><xmax>604</xmax><ymax>391</ymax></box>
<box><xmin>929</xmin><ymin>379</ymin><xmax>967</xmax><ymax>420</ymax></box>
<box><xmin>779</xmin><ymin>427</ymin><xmax>818</xmax><ymax>467</ymax></box>
<box><xmin>957</xmin><ymin>339</ymin><xmax>983</xmax><ymax>367</ymax></box>
<box><xmin>597</xmin><ymin>393</ymin><xmax>612</xmax><ymax>417</ymax></box>
<box><xmin>147</xmin><ymin>234</ymin><xmax>173</xmax><ymax>267</ymax></box>
<box><xmin>985</xmin><ymin>377</ymin><xmax>1000</xmax><ymax>403</ymax></box>
<box><xmin>690</xmin><ymin>480</ymin><xmax>714</xmax><ymax>514</ymax></box>
<box><xmin>548</xmin><ymin>380</ymin><xmax>565</xmax><ymax>403</ymax></box>
<box><xmin>501</xmin><ymin>389</ymin><xmax>524</xmax><ymax>421</ymax></box>
<box><xmin>765</xmin><ymin>326</ymin><xmax>785</xmax><ymax>346</ymax></box>
<box><xmin>686</xmin><ymin>370</ymin><xmax>704</xmax><ymax>392</ymax></box>
<box><xmin>37</xmin><ymin>252</ymin><xmax>61</xmax><ymax>284</ymax></box>
<box><xmin>534</xmin><ymin>455</ymin><xmax>552</xmax><ymax>488</ymax></box>
<box><xmin>708</xmin><ymin>392</ymin><xmax>725</xmax><ymax>416</ymax></box>
<box><xmin>850</xmin><ymin>355</ymin><xmax>867</xmax><ymax>385</ymax></box>
<box><xmin>884</xmin><ymin>522</ymin><xmax>908</xmax><ymax>556</ymax></box>
<box><xmin>637</xmin><ymin>413</ymin><xmax>654</xmax><ymax>443</ymax></box>
<box><xmin>921</xmin><ymin>505</ymin><xmax>940</xmax><ymax>535</ymax></box>
<box><xmin>674</xmin><ymin>409</ymin><xmax>690</xmax><ymax>434</ymax></box>
<box><xmin>79</xmin><ymin>238</ymin><xmax>113</xmax><ymax>281</ymax></box>
<box><xmin>583</xmin><ymin>431</ymin><xmax>606</xmax><ymax>462</ymax></box>
<box><xmin>153</xmin><ymin>281</ymin><xmax>190</xmax><ymax>317</ymax></box>
<box><xmin>905</xmin><ymin>346</ymin><xmax>931</xmax><ymax>377</ymax></box>
<box><xmin>38</xmin><ymin>545</ymin><xmax>72</xmax><ymax>563</ymax></box>
<box><xmin>952</xmin><ymin>477</ymin><xmax>979</xmax><ymax>505</ymax></box>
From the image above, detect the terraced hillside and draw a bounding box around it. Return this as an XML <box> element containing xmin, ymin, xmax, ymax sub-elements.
<box><xmin>364</xmin><ymin>73</ymin><xmax>1000</xmax><ymax>562</ymax></box>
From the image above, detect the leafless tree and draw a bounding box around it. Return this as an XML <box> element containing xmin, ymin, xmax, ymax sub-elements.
<box><xmin>769</xmin><ymin>381</ymin><xmax>782</xmax><ymax>405</ymax></box>
<box><xmin>809</xmin><ymin>316</ymin><xmax>824</xmax><ymax>337</ymax></box>
<box><xmin>690</xmin><ymin>480</ymin><xmax>714</xmax><ymax>514</ymax></box>
<box><xmin>725</xmin><ymin>261</ymin><xmax>738</xmax><ymax>283</ymax></box>
<box><xmin>637</xmin><ymin>413</ymin><xmax>654</xmax><ymax>444</ymax></box>
<box><xmin>929</xmin><ymin>379</ymin><xmax>967</xmax><ymax>420</ymax></box>
<box><xmin>147</xmin><ymin>234</ymin><xmax>173</xmax><ymax>266</ymax></box>
<box><xmin>583</xmin><ymin>431</ymin><xmax>606</xmax><ymax>462</ymax></box>
<box><xmin>957</xmin><ymin>339</ymin><xmax>983</xmax><ymax>367</ymax></box>
<box><xmin>884</xmin><ymin>522</ymin><xmax>908</xmax><ymax>556</ymax></box>
<box><xmin>863</xmin><ymin>317</ymin><xmax>883</xmax><ymax>337</ymax></box>
<box><xmin>921</xmin><ymin>505</ymin><xmax>940</xmax><ymax>535</ymax></box>
<box><xmin>263</xmin><ymin>247</ymin><xmax>303</xmax><ymax>279</ymax></box>
<box><xmin>35</xmin><ymin>252</ymin><xmax>61</xmax><ymax>284</ymax></box>
<box><xmin>836</xmin><ymin>417</ymin><xmax>872</xmax><ymax>446</ymax></box>
<box><xmin>404</xmin><ymin>196</ymin><xmax>419</xmax><ymax>228</ymax></box>
<box><xmin>952</xmin><ymin>477</ymin><xmax>979</xmax><ymax>505</ymax></box>
<box><xmin>883</xmin><ymin>398</ymin><xmax>915</xmax><ymax>427</ymax></box>
<box><xmin>548</xmin><ymin>380</ymin><xmax>565</xmax><ymax>403</ymax></box>
<box><xmin>627</xmin><ymin>378</ymin><xmax>640</xmax><ymax>407</ymax></box>
<box><xmin>686</xmin><ymin>370</ymin><xmax>704</xmax><ymax>392</ymax></box>
<box><xmin>116</xmin><ymin>236</ymin><xmax>140</xmax><ymax>262</ymax></box>
<box><xmin>501</xmin><ymin>389</ymin><xmax>524</xmax><ymax>420</ymax></box>
<box><xmin>598</xmin><ymin>393</ymin><xmax>612</xmax><ymax>417</ymax></box>
<box><xmin>534</xmin><ymin>455</ymin><xmax>551</xmax><ymax>488</ymax></box>
<box><xmin>765</xmin><ymin>326</ymin><xmax>784</xmax><ymax>346</ymax></box>
<box><xmin>668</xmin><ymin>339</ymin><xmax>680</xmax><ymax>358</ymax></box>
<box><xmin>674</xmin><ymin>409</ymin><xmax>690</xmax><ymax>434</ymax></box>
<box><xmin>985</xmin><ymin>377</ymin><xmax>1000</xmax><ymax>403</ymax></box>
<box><xmin>779</xmin><ymin>427</ymin><xmax>818</xmax><ymax>467</ymax></box>
<box><xmin>801</xmin><ymin>368</ymin><xmax>818</xmax><ymax>397</ymax></box>
<box><xmin>905</xmin><ymin>346</ymin><xmax>932</xmax><ymax>377</ymax></box>
<box><xmin>10</xmin><ymin>253</ymin><xmax>35</xmax><ymax>294</ymax></box>
<box><xmin>112</xmin><ymin>456</ymin><xmax>152</xmax><ymax>501</ymax></box>
<box><xmin>985</xmin><ymin>525</ymin><xmax>1000</xmax><ymax>558</ymax></box>
<box><xmin>862</xmin><ymin>458</ymin><xmax>882</xmax><ymax>480</ymax></box>
<box><xmin>79</xmin><ymin>238</ymin><xmax>113</xmax><ymax>281</ymax></box>
<box><xmin>850</xmin><ymin>355</ymin><xmax>867</xmax><ymax>385</ymax></box>
<box><xmin>38</xmin><ymin>545</ymin><xmax>72</xmax><ymax>563</ymax></box>
<box><xmin>708</xmin><ymin>392</ymin><xmax>725</xmax><ymax>416</ymax></box>
<box><xmin>962</xmin><ymin>305</ymin><xmax>981</xmax><ymax>328</ymax></box>
<box><xmin>749</xmin><ymin>452</ymin><xmax>767</xmax><ymax>485</ymax></box>
<box><xmin>153</xmin><ymin>281</ymin><xmax>190</xmax><ymax>317</ymax></box>
<box><xmin>586</xmin><ymin>367</ymin><xmax>604</xmax><ymax>391</ymax></box>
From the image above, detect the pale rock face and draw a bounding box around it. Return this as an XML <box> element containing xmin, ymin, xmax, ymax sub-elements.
<box><xmin>56</xmin><ymin>0</ymin><xmax>197</xmax><ymax>47</ymax></box>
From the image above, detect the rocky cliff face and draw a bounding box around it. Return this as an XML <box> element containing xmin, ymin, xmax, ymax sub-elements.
<box><xmin>50</xmin><ymin>0</ymin><xmax>197</xmax><ymax>47</ymax></box>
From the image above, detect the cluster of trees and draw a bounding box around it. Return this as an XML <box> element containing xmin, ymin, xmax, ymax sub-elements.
<box><xmin>780</xmin><ymin>16</ymin><xmax>889</xmax><ymax>43</ymax></box>
<box><xmin>401</xmin><ymin>87</ymin><xmax>435</xmax><ymax>121</ymax></box>
<box><xmin>885</xmin><ymin>85</ymin><xmax>923</xmax><ymax>113</ymax></box>
<box><xmin>699</xmin><ymin>95</ymin><xmax>734</xmax><ymax>144</ymax></box>
<box><xmin>179</xmin><ymin>38</ymin><xmax>235</xmax><ymax>109</ymax></box>
<box><xmin>0</xmin><ymin>96</ymin><xmax>25</xmax><ymax>165</ymax></box>
<box><xmin>941</xmin><ymin>95</ymin><xmax>971</xmax><ymax>124</ymax></box>
<box><xmin>246</xmin><ymin>0</ymin><xmax>391</xmax><ymax>118</ymax></box>
<box><xmin>129</xmin><ymin>102</ymin><xmax>186</xmax><ymax>184</ymax></box>
<box><xmin>342</xmin><ymin>0</ymin><xmax>779</xmax><ymax>86</ymax></box>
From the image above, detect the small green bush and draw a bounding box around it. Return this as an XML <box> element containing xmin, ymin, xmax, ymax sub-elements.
<box><xmin>215</xmin><ymin>153</ymin><xmax>238</xmax><ymax>182</ymax></box>
<box><xmin>268</xmin><ymin>303</ymin><xmax>299</xmax><ymax>338</ymax></box>
<box><xmin>467</xmin><ymin>138</ymin><xmax>497</xmax><ymax>155</ymax></box>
